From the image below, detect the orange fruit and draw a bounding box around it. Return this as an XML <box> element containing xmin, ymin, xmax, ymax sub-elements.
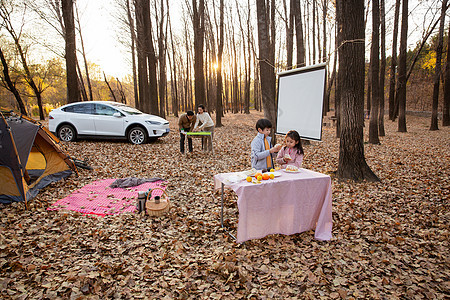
<box><xmin>269</xmin><ymin>173</ymin><xmax>275</xmax><ymax>179</ymax></box>
<box><xmin>262</xmin><ymin>174</ymin><xmax>270</xmax><ymax>180</ymax></box>
<box><xmin>257</xmin><ymin>175</ymin><xmax>263</xmax><ymax>181</ymax></box>
<box><xmin>254</xmin><ymin>172</ymin><xmax>263</xmax><ymax>179</ymax></box>
<box><xmin>246</xmin><ymin>176</ymin><xmax>252</xmax><ymax>182</ymax></box>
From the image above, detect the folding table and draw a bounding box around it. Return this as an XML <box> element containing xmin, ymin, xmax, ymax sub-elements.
<box><xmin>214</xmin><ymin>169</ymin><xmax>332</xmax><ymax>243</ymax></box>
<box><xmin>184</xmin><ymin>131</ymin><xmax>214</xmax><ymax>154</ymax></box>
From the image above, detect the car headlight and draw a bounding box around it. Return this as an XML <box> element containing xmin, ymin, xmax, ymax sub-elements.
<box><xmin>145</xmin><ymin>120</ymin><xmax>162</xmax><ymax>125</ymax></box>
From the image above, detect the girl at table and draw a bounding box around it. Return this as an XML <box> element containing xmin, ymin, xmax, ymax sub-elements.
<box><xmin>276</xmin><ymin>130</ymin><xmax>304</xmax><ymax>169</ymax></box>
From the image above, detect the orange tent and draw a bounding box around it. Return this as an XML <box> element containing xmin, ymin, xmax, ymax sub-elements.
<box><xmin>0</xmin><ymin>113</ymin><xmax>77</xmax><ymax>205</ymax></box>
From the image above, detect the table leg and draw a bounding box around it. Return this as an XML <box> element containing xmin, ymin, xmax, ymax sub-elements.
<box><xmin>220</xmin><ymin>183</ymin><xmax>236</xmax><ymax>240</ymax></box>
<box><xmin>209</xmin><ymin>135</ymin><xmax>214</xmax><ymax>154</ymax></box>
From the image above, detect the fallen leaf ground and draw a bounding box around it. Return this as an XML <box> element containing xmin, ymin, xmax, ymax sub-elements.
<box><xmin>1</xmin><ymin>111</ymin><xmax>449</xmax><ymax>299</ymax></box>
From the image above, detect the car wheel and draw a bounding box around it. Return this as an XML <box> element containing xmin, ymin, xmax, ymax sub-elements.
<box><xmin>128</xmin><ymin>127</ymin><xmax>147</xmax><ymax>144</ymax></box>
<box><xmin>58</xmin><ymin>124</ymin><xmax>76</xmax><ymax>142</ymax></box>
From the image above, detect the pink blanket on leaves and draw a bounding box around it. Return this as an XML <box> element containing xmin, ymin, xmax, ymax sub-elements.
<box><xmin>47</xmin><ymin>179</ymin><xmax>166</xmax><ymax>216</ymax></box>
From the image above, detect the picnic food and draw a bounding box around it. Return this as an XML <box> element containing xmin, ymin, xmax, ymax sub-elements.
<box><xmin>254</xmin><ymin>172</ymin><xmax>263</xmax><ymax>179</ymax></box>
<box><xmin>270</xmin><ymin>168</ymin><xmax>275</xmax><ymax>172</ymax></box>
<box><xmin>262</xmin><ymin>174</ymin><xmax>270</xmax><ymax>180</ymax></box>
<box><xmin>242</xmin><ymin>168</ymin><xmax>257</xmax><ymax>177</ymax></box>
<box><xmin>284</xmin><ymin>153</ymin><xmax>292</xmax><ymax>160</ymax></box>
<box><xmin>257</xmin><ymin>175</ymin><xmax>263</xmax><ymax>181</ymax></box>
<box><xmin>269</xmin><ymin>173</ymin><xmax>275</xmax><ymax>179</ymax></box>
<box><xmin>246</xmin><ymin>176</ymin><xmax>252</xmax><ymax>182</ymax></box>
<box><xmin>286</xmin><ymin>165</ymin><xmax>299</xmax><ymax>172</ymax></box>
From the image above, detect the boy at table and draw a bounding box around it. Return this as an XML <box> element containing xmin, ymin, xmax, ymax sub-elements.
<box><xmin>178</xmin><ymin>110</ymin><xmax>196</xmax><ymax>154</ymax></box>
<box><xmin>251</xmin><ymin>118</ymin><xmax>281</xmax><ymax>171</ymax></box>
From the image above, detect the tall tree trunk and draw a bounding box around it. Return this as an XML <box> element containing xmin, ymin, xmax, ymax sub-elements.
<box><xmin>378</xmin><ymin>0</ymin><xmax>386</xmax><ymax>136</ymax></box>
<box><xmin>337</xmin><ymin>0</ymin><xmax>379</xmax><ymax>182</ymax></box>
<box><xmin>335</xmin><ymin>11</ymin><xmax>341</xmax><ymax>138</ymax></box>
<box><xmin>168</xmin><ymin>0</ymin><xmax>178</xmax><ymax>117</ymax></box>
<box><xmin>145</xmin><ymin>0</ymin><xmax>159</xmax><ymax>115</ymax></box>
<box><xmin>75</xmin><ymin>4</ymin><xmax>93</xmax><ymax>101</ymax></box>
<box><xmin>369</xmin><ymin>0</ymin><xmax>380</xmax><ymax>144</ymax></box>
<box><xmin>397</xmin><ymin>0</ymin><xmax>408</xmax><ymax>133</ymax></box>
<box><xmin>135</xmin><ymin>0</ymin><xmax>149</xmax><ymax>112</ymax></box>
<box><xmin>322</xmin><ymin>0</ymin><xmax>329</xmax><ymax>114</ymax></box>
<box><xmin>126</xmin><ymin>0</ymin><xmax>139</xmax><ymax>108</ymax></box>
<box><xmin>158</xmin><ymin>0</ymin><xmax>167</xmax><ymax>118</ymax></box>
<box><xmin>236</xmin><ymin>0</ymin><xmax>250</xmax><ymax>114</ymax></box>
<box><xmin>0</xmin><ymin>47</ymin><xmax>27</xmax><ymax>115</ymax></box>
<box><xmin>389</xmin><ymin>0</ymin><xmax>400</xmax><ymax>121</ymax></box>
<box><xmin>215</xmin><ymin>0</ymin><xmax>224</xmax><ymax>126</ymax></box>
<box><xmin>430</xmin><ymin>0</ymin><xmax>447</xmax><ymax>131</ymax></box>
<box><xmin>62</xmin><ymin>0</ymin><xmax>80</xmax><ymax>104</ymax></box>
<box><xmin>443</xmin><ymin>24</ymin><xmax>450</xmax><ymax>126</ymax></box>
<box><xmin>256</xmin><ymin>0</ymin><xmax>277</xmax><ymax>126</ymax></box>
<box><xmin>322</xmin><ymin>0</ymin><xmax>327</xmax><ymax>63</ymax></box>
<box><xmin>246</xmin><ymin>0</ymin><xmax>251</xmax><ymax>113</ymax></box>
<box><xmin>285</xmin><ymin>0</ymin><xmax>294</xmax><ymax>69</ymax></box>
<box><xmin>312</xmin><ymin>0</ymin><xmax>316</xmax><ymax>64</ymax></box>
<box><xmin>193</xmin><ymin>0</ymin><xmax>206</xmax><ymax>108</ymax></box>
<box><xmin>293</xmin><ymin>0</ymin><xmax>305</xmax><ymax>68</ymax></box>
<box><xmin>366</xmin><ymin>60</ymin><xmax>372</xmax><ymax>119</ymax></box>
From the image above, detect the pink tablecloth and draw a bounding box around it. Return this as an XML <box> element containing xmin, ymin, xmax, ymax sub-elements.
<box><xmin>214</xmin><ymin>169</ymin><xmax>332</xmax><ymax>243</ymax></box>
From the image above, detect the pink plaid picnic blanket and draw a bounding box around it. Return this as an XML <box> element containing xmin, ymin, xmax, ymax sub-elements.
<box><xmin>47</xmin><ymin>179</ymin><xmax>166</xmax><ymax>216</ymax></box>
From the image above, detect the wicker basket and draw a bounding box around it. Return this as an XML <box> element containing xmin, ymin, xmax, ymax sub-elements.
<box><xmin>145</xmin><ymin>188</ymin><xmax>171</xmax><ymax>216</ymax></box>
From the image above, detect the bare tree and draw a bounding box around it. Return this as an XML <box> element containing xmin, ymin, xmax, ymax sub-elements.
<box><xmin>103</xmin><ymin>72</ymin><xmax>117</xmax><ymax>102</ymax></box>
<box><xmin>156</xmin><ymin>0</ymin><xmax>167</xmax><ymax>118</ymax></box>
<box><xmin>430</xmin><ymin>0</ymin><xmax>447</xmax><ymax>131</ymax></box>
<box><xmin>62</xmin><ymin>0</ymin><xmax>81</xmax><ymax>104</ymax></box>
<box><xmin>337</xmin><ymin>0</ymin><xmax>379</xmax><ymax>182</ymax></box>
<box><xmin>397</xmin><ymin>0</ymin><xmax>408</xmax><ymax>132</ymax></box>
<box><xmin>192</xmin><ymin>0</ymin><xmax>206</xmax><ymax>108</ymax></box>
<box><xmin>283</xmin><ymin>0</ymin><xmax>294</xmax><ymax>69</ymax></box>
<box><xmin>256</xmin><ymin>0</ymin><xmax>277</xmax><ymax>128</ymax></box>
<box><xmin>388</xmin><ymin>0</ymin><xmax>400</xmax><ymax>121</ymax></box>
<box><xmin>378</xmin><ymin>0</ymin><xmax>386</xmax><ymax>136</ymax></box>
<box><xmin>0</xmin><ymin>46</ymin><xmax>27</xmax><ymax>115</ymax></box>
<box><xmin>75</xmin><ymin>3</ymin><xmax>93</xmax><ymax>101</ymax></box>
<box><xmin>369</xmin><ymin>0</ymin><xmax>380</xmax><ymax>144</ymax></box>
<box><xmin>0</xmin><ymin>3</ymin><xmax>45</xmax><ymax>119</ymax></box>
<box><xmin>443</xmin><ymin>24</ymin><xmax>450</xmax><ymax>126</ymax></box>
<box><xmin>293</xmin><ymin>0</ymin><xmax>305</xmax><ymax>68</ymax></box>
<box><xmin>126</xmin><ymin>0</ymin><xmax>139</xmax><ymax>108</ymax></box>
<box><xmin>215</xmin><ymin>0</ymin><xmax>224</xmax><ymax>126</ymax></box>
<box><xmin>167</xmin><ymin>0</ymin><xmax>179</xmax><ymax>117</ymax></box>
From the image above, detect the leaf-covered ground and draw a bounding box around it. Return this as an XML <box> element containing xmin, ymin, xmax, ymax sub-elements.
<box><xmin>1</xmin><ymin>111</ymin><xmax>449</xmax><ymax>299</ymax></box>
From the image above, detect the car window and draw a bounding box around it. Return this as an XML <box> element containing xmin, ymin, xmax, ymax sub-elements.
<box><xmin>63</xmin><ymin>103</ymin><xmax>94</xmax><ymax>114</ymax></box>
<box><xmin>95</xmin><ymin>104</ymin><xmax>120</xmax><ymax>116</ymax></box>
<box><xmin>110</xmin><ymin>103</ymin><xmax>142</xmax><ymax>115</ymax></box>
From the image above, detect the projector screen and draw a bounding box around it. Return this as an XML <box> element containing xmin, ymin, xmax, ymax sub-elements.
<box><xmin>276</xmin><ymin>63</ymin><xmax>326</xmax><ymax>141</ymax></box>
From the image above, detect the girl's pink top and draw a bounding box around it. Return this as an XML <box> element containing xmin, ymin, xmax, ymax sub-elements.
<box><xmin>276</xmin><ymin>146</ymin><xmax>304</xmax><ymax>169</ymax></box>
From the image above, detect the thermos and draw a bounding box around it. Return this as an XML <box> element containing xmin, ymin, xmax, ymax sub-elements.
<box><xmin>137</xmin><ymin>191</ymin><xmax>146</xmax><ymax>213</ymax></box>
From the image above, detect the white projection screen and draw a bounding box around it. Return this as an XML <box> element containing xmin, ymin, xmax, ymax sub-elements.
<box><xmin>276</xmin><ymin>63</ymin><xmax>326</xmax><ymax>141</ymax></box>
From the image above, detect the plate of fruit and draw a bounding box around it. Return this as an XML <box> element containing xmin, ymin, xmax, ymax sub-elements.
<box><xmin>282</xmin><ymin>165</ymin><xmax>301</xmax><ymax>173</ymax></box>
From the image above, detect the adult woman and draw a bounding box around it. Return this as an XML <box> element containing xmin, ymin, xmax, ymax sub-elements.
<box><xmin>194</xmin><ymin>104</ymin><xmax>215</xmax><ymax>151</ymax></box>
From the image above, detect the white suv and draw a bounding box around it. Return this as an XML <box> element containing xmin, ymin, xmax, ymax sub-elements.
<box><xmin>48</xmin><ymin>101</ymin><xmax>170</xmax><ymax>144</ymax></box>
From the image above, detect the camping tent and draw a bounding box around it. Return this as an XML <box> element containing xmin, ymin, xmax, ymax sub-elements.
<box><xmin>0</xmin><ymin>113</ymin><xmax>78</xmax><ymax>204</ymax></box>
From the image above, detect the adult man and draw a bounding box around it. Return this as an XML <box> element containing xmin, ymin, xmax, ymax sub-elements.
<box><xmin>178</xmin><ymin>110</ymin><xmax>196</xmax><ymax>154</ymax></box>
